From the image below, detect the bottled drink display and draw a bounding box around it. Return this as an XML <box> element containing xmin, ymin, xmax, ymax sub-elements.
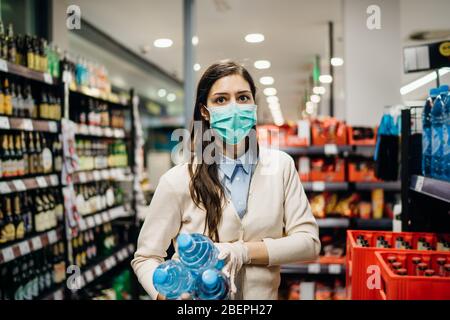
<box><xmin>0</xmin><ymin>132</ymin><xmax>62</xmax><ymax>179</ymax></box>
<box><xmin>177</xmin><ymin>233</ymin><xmax>224</xmax><ymax>275</ymax></box>
<box><xmin>422</xmin><ymin>88</ymin><xmax>439</xmax><ymax>177</ymax></box>
<box><xmin>74</xmin><ymin>98</ymin><xmax>125</xmax><ymax>129</ymax></box>
<box><xmin>74</xmin><ymin>181</ymin><xmax>124</xmax><ymax>216</ymax></box>
<box><xmin>195</xmin><ymin>269</ymin><xmax>230</xmax><ymax>300</ymax></box>
<box><xmin>0</xmin><ymin>241</ymin><xmax>66</xmax><ymax>300</ymax></box>
<box><xmin>430</xmin><ymin>85</ymin><xmax>448</xmax><ymax>180</ymax></box>
<box><xmin>0</xmin><ymin>20</ymin><xmax>61</xmax><ymax>78</ymax></box>
<box><xmin>76</xmin><ymin>139</ymin><xmax>128</xmax><ymax>171</ymax></box>
<box><xmin>152</xmin><ymin>260</ymin><xmax>195</xmax><ymax>300</ymax></box>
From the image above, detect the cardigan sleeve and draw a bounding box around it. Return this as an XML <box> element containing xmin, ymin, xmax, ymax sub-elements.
<box><xmin>263</xmin><ymin>154</ymin><xmax>321</xmax><ymax>266</ymax></box>
<box><xmin>130</xmin><ymin>174</ymin><xmax>182</xmax><ymax>299</ymax></box>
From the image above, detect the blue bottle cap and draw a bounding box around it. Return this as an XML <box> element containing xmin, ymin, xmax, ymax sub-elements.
<box><xmin>430</xmin><ymin>88</ymin><xmax>439</xmax><ymax>97</ymax></box>
<box><xmin>438</xmin><ymin>85</ymin><xmax>449</xmax><ymax>93</ymax></box>
<box><xmin>202</xmin><ymin>269</ymin><xmax>218</xmax><ymax>289</ymax></box>
<box><xmin>177</xmin><ymin>233</ymin><xmax>193</xmax><ymax>251</ymax></box>
<box><xmin>153</xmin><ymin>268</ymin><xmax>168</xmax><ymax>284</ymax></box>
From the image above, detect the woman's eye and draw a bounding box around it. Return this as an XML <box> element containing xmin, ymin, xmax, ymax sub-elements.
<box><xmin>239</xmin><ymin>95</ymin><xmax>249</xmax><ymax>102</ymax></box>
<box><xmin>215</xmin><ymin>97</ymin><xmax>226</xmax><ymax>104</ymax></box>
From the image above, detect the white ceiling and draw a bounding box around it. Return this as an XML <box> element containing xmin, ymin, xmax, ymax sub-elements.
<box><xmin>71</xmin><ymin>0</ymin><xmax>343</xmax><ymax>123</ymax></box>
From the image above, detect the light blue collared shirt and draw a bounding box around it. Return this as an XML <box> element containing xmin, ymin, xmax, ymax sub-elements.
<box><xmin>217</xmin><ymin>152</ymin><xmax>257</xmax><ymax>219</ymax></box>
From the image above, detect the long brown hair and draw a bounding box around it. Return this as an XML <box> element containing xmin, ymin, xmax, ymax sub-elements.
<box><xmin>188</xmin><ymin>61</ymin><xmax>257</xmax><ymax>242</ymax></box>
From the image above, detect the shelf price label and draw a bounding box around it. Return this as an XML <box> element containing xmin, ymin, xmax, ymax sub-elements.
<box><xmin>324</xmin><ymin>144</ymin><xmax>338</xmax><ymax>155</ymax></box>
<box><xmin>18</xmin><ymin>241</ymin><xmax>31</xmax><ymax>255</ymax></box>
<box><xmin>13</xmin><ymin>180</ymin><xmax>26</xmax><ymax>191</ymax></box>
<box><xmin>94</xmin><ymin>265</ymin><xmax>102</xmax><ymax>276</ymax></box>
<box><xmin>85</xmin><ymin>270</ymin><xmax>94</xmax><ymax>283</ymax></box>
<box><xmin>86</xmin><ymin>217</ymin><xmax>95</xmax><ymax>228</ymax></box>
<box><xmin>48</xmin><ymin>230</ymin><xmax>58</xmax><ymax>243</ymax></box>
<box><xmin>94</xmin><ymin>214</ymin><xmax>102</xmax><ymax>226</ymax></box>
<box><xmin>31</xmin><ymin>237</ymin><xmax>43</xmax><ymax>250</ymax></box>
<box><xmin>43</xmin><ymin>73</ymin><xmax>53</xmax><ymax>84</ymax></box>
<box><xmin>2</xmin><ymin>247</ymin><xmax>15</xmax><ymax>263</ymax></box>
<box><xmin>78</xmin><ymin>172</ymin><xmax>87</xmax><ymax>183</ymax></box>
<box><xmin>50</xmin><ymin>175</ymin><xmax>59</xmax><ymax>186</ymax></box>
<box><xmin>0</xmin><ymin>59</ymin><xmax>8</xmax><ymax>72</ymax></box>
<box><xmin>307</xmin><ymin>263</ymin><xmax>321</xmax><ymax>274</ymax></box>
<box><xmin>104</xmin><ymin>128</ymin><xmax>113</xmax><ymax>137</ymax></box>
<box><xmin>312</xmin><ymin>182</ymin><xmax>325</xmax><ymax>192</ymax></box>
<box><xmin>0</xmin><ymin>116</ymin><xmax>10</xmax><ymax>129</ymax></box>
<box><xmin>93</xmin><ymin>171</ymin><xmax>101</xmax><ymax>181</ymax></box>
<box><xmin>22</xmin><ymin>119</ymin><xmax>33</xmax><ymax>131</ymax></box>
<box><xmin>102</xmin><ymin>212</ymin><xmax>110</xmax><ymax>223</ymax></box>
<box><xmin>0</xmin><ymin>182</ymin><xmax>11</xmax><ymax>194</ymax></box>
<box><xmin>117</xmin><ymin>251</ymin><xmax>124</xmax><ymax>261</ymax></box>
<box><xmin>36</xmin><ymin>176</ymin><xmax>48</xmax><ymax>188</ymax></box>
<box><xmin>415</xmin><ymin>176</ymin><xmax>424</xmax><ymax>192</ymax></box>
<box><xmin>110</xmin><ymin>256</ymin><xmax>117</xmax><ymax>267</ymax></box>
<box><xmin>101</xmin><ymin>170</ymin><xmax>109</xmax><ymax>179</ymax></box>
<box><xmin>54</xmin><ymin>290</ymin><xmax>63</xmax><ymax>300</ymax></box>
<box><xmin>328</xmin><ymin>264</ymin><xmax>342</xmax><ymax>274</ymax></box>
<box><xmin>48</xmin><ymin>121</ymin><xmax>58</xmax><ymax>133</ymax></box>
<box><xmin>78</xmin><ymin>219</ymin><xmax>87</xmax><ymax>231</ymax></box>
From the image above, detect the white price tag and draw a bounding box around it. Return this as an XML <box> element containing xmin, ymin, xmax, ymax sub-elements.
<box><xmin>312</xmin><ymin>181</ymin><xmax>325</xmax><ymax>192</ymax></box>
<box><xmin>2</xmin><ymin>247</ymin><xmax>15</xmax><ymax>263</ymax></box>
<box><xmin>307</xmin><ymin>263</ymin><xmax>321</xmax><ymax>274</ymax></box>
<box><xmin>85</xmin><ymin>270</ymin><xmax>94</xmax><ymax>283</ymax></box>
<box><xmin>94</xmin><ymin>214</ymin><xmax>102</xmax><ymax>226</ymax></box>
<box><xmin>36</xmin><ymin>176</ymin><xmax>48</xmax><ymax>188</ymax></box>
<box><xmin>78</xmin><ymin>172</ymin><xmax>87</xmax><ymax>183</ymax></box>
<box><xmin>415</xmin><ymin>176</ymin><xmax>424</xmax><ymax>192</ymax></box>
<box><xmin>22</xmin><ymin>119</ymin><xmax>33</xmax><ymax>131</ymax></box>
<box><xmin>117</xmin><ymin>251</ymin><xmax>124</xmax><ymax>261</ymax></box>
<box><xmin>105</xmin><ymin>258</ymin><xmax>112</xmax><ymax>269</ymax></box>
<box><xmin>0</xmin><ymin>182</ymin><xmax>11</xmax><ymax>194</ymax></box>
<box><xmin>102</xmin><ymin>212</ymin><xmax>109</xmax><ymax>223</ymax></box>
<box><xmin>101</xmin><ymin>170</ymin><xmax>109</xmax><ymax>179</ymax></box>
<box><xmin>54</xmin><ymin>290</ymin><xmax>63</xmax><ymax>300</ymax></box>
<box><xmin>50</xmin><ymin>175</ymin><xmax>59</xmax><ymax>186</ymax></box>
<box><xmin>0</xmin><ymin>59</ymin><xmax>8</xmax><ymax>72</ymax></box>
<box><xmin>94</xmin><ymin>265</ymin><xmax>102</xmax><ymax>276</ymax></box>
<box><xmin>18</xmin><ymin>241</ymin><xmax>31</xmax><ymax>255</ymax></box>
<box><xmin>48</xmin><ymin>121</ymin><xmax>58</xmax><ymax>133</ymax></box>
<box><xmin>96</xmin><ymin>127</ymin><xmax>103</xmax><ymax>136</ymax></box>
<box><xmin>328</xmin><ymin>264</ymin><xmax>342</xmax><ymax>274</ymax></box>
<box><xmin>13</xmin><ymin>180</ymin><xmax>26</xmax><ymax>191</ymax></box>
<box><xmin>86</xmin><ymin>217</ymin><xmax>95</xmax><ymax>228</ymax></box>
<box><xmin>48</xmin><ymin>230</ymin><xmax>57</xmax><ymax>243</ymax></box>
<box><xmin>43</xmin><ymin>73</ymin><xmax>53</xmax><ymax>84</ymax></box>
<box><xmin>31</xmin><ymin>237</ymin><xmax>43</xmax><ymax>250</ymax></box>
<box><xmin>79</xmin><ymin>219</ymin><xmax>87</xmax><ymax>231</ymax></box>
<box><xmin>93</xmin><ymin>171</ymin><xmax>101</xmax><ymax>181</ymax></box>
<box><xmin>324</xmin><ymin>144</ymin><xmax>338</xmax><ymax>155</ymax></box>
<box><xmin>0</xmin><ymin>116</ymin><xmax>10</xmax><ymax>129</ymax></box>
<box><xmin>122</xmin><ymin>248</ymin><xmax>128</xmax><ymax>258</ymax></box>
<box><xmin>104</xmin><ymin>128</ymin><xmax>113</xmax><ymax>137</ymax></box>
<box><xmin>88</xmin><ymin>126</ymin><xmax>96</xmax><ymax>135</ymax></box>
<box><xmin>110</xmin><ymin>256</ymin><xmax>117</xmax><ymax>267</ymax></box>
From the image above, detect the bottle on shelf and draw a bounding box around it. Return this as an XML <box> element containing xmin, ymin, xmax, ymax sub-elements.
<box><xmin>4</xmin><ymin>78</ymin><xmax>12</xmax><ymax>116</ymax></box>
<box><xmin>6</xmin><ymin>23</ymin><xmax>16</xmax><ymax>64</ymax></box>
<box><xmin>0</xmin><ymin>78</ymin><xmax>4</xmax><ymax>115</ymax></box>
<box><xmin>430</xmin><ymin>85</ymin><xmax>449</xmax><ymax>180</ymax></box>
<box><xmin>0</xmin><ymin>19</ymin><xmax>7</xmax><ymax>60</ymax></box>
<box><xmin>13</xmin><ymin>193</ymin><xmax>25</xmax><ymax>240</ymax></box>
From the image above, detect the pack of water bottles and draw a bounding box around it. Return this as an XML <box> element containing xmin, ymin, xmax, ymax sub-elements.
<box><xmin>422</xmin><ymin>85</ymin><xmax>450</xmax><ymax>182</ymax></box>
<box><xmin>152</xmin><ymin>233</ymin><xmax>230</xmax><ymax>300</ymax></box>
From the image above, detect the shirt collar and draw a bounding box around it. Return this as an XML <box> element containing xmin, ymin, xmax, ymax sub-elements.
<box><xmin>218</xmin><ymin>151</ymin><xmax>256</xmax><ymax>179</ymax></box>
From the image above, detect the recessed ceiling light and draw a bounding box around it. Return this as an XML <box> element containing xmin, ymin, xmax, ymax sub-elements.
<box><xmin>263</xmin><ymin>87</ymin><xmax>277</xmax><ymax>96</ymax></box>
<box><xmin>331</xmin><ymin>57</ymin><xmax>344</xmax><ymax>66</ymax></box>
<box><xmin>158</xmin><ymin>89</ymin><xmax>167</xmax><ymax>97</ymax></box>
<box><xmin>306</xmin><ymin>101</ymin><xmax>315</xmax><ymax>114</ymax></box>
<box><xmin>193</xmin><ymin>63</ymin><xmax>201</xmax><ymax>71</ymax></box>
<box><xmin>192</xmin><ymin>36</ymin><xmax>199</xmax><ymax>46</ymax></box>
<box><xmin>266</xmin><ymin>96</ymin><xmax>279</xmax><ymax>104</ymax></box>
<box><xmin>260</xmin><ymin>76</ymin><xmax>274</xmax><ymax>85</ymax></box>
<box><xmin>310</xmin><ymin>94</ymin><xmax>321</xmax><ymax>103</ymax></box>
<box><xmin>319</xmin><ymin>75</ymin><xmax>333</xmax><ymax>84</ymax></box>
<box><xmin>167</xmin><ymin>93</ymin><xmax>176</xmax><ymax>102</ymax></box>
<box><xmin>313</xmin><ymin>86</ymin><xmax>326</xmax><ymax>95</ymax></box>
<box><xmin>153</xmin><ymin>38</ymin><xmax>173</xmax><ymax>48</ymax></box>
<box><xmin>254</xmin><ymin>60</ymin><xmax>271</xmax><ymax>69</ymax></box>
<box><xmin>245</xmin><ymin>33</ymin><xmax>265</xmax><ymax>43</ymax></box>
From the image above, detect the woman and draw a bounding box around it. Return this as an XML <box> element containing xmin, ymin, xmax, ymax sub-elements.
<box><xmin>131</xmin><ymin>61</ymin><xmax>320</xmax><ymax>300</ymax></box>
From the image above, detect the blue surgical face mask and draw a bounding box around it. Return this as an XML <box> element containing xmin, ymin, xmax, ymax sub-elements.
<box><xmin>206</xmin><ymin>103</ymin><xmax>257</xmax><ymax>145</ymax></box>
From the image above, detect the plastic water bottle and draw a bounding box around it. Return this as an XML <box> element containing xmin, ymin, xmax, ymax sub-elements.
<box><xmin>177</xmin><ymin>233</ymin><xmax>224</xmax><ymax>275</ymax></box>
<box><xmin>152</xmin><ymin>260</ymin><xmax>195</xmax><ymax>300</ymax></box>
<box><xmin>443</xmin><ymin>87</ymin><xmax>450</xmax><ymax>182</ymax></box>
<box><xmin>431</xmin><ymin>86</ymin><xmax>448</xmax><ymax>179</ymax></box>
<box><xmin>422</xmin><ymin>88</ymin><xmax>439</xmax><ymax>176</ymax></box>
<box><xmin>195</xmin><ymin>269</ymin><xmax>230</xmax><ymax>300</ymax></box>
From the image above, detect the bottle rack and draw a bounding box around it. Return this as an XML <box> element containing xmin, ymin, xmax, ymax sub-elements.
<box><xmin>0</xmin><ymin>56</ymin><xmax>139</xmax><ymax>300</ymax></box>
<box><xmin>400</xmin><ymin>107</ymin><xmax>450</xmax><ymax>233</ymax></box>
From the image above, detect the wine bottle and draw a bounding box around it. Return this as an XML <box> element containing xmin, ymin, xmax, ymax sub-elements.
<box><xmin>3</xmin><ymin>78</ymin><xmax>12</xmax><ymax>116</ymax></box>
<box><xmin>13</xmin><ymin>193</ymin><xmax>25</xmax><ymax>240</ymax></box>
<box><xmin>21</xmin><ymin>132</ymin><xmax>29</xmax><ymax>176</ymax></box>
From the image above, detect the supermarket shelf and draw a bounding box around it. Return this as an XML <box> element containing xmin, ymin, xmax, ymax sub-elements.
<box><xmin>0</xmin><ymin>174</ymin><xmax>59</xmax><ymax>195</ymax></box>
<box><xmin>77</xmin><ymin>205</ymin><xmax>134</xmax><ymax>232</ymax></box>
<box><xmin>78</xmin><ymin>244</ymin><xmax>135</xmax><ymax>289</ymax></box>
<box><xmin>281</xmin><ymin>262</ymin><xmax>346</xmax><ymax>275</ymax></box>
<box><xmin>354</xmin><ymin>181</ymin><xmax>401</xmax><ymax>191</ymax></box>
<box><xmin>41</xmin><ymin>286</ymin><xmax>65</xmax><ymax>300</ymax></box>
<box><xmin>280</xmin><ymin>145</ymin><xmax>352</xmax><ymax>156</ymax></box>
<box><xmin>70</xmin><ymin>87</ymin><xmax>129</xmax><ymax>108</ymax></box>
<box><xmin>0</xmin><ymin>116</ymin><xmax>59</xmax><ymax>133</ymax></box>
<box><xmin>410</xmin><ymin>175</ymin><xmax>450</xmax><ymax>203</ymax></box>
<box><xmin>303</xmin><ymin>182</ymin><xmax>349</xmax><ymax>192</ymax></box>
<box><xmin>145</xmin><ymin>116</ymin><xmax>184</xmax><ymax>128</ymax></box>
<box><xmin>72</xmin><ymin>167</ymin><xmax>132</xmax><ymax>184</ymax></box>
<box><xmin>352</xmin><ymin>218</ymin><xmax>392</xmax><ymax>230</ymax></box>
<box><xmin>0</xmin><ymin>227</ymin><xmax>63</xmax><ymax>264</ymax></box>
<box><xmin>0</xmin><ymin>58</ymin><xmax>59</xmax><ymax>85</ymax></box>
<box><xmin>75</xmin><ymin>123</ymin><xmax>126</xmax><ymax>138</ymax></box>
<box><xmin>317</xmin><ymin>218</ymin><xmax>350</xmax><ymax>228</ymax></box>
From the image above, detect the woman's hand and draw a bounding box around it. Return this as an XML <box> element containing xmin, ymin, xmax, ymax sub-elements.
<box><xmin>214</xmin><ymin>241</ymin><xmax>250</xmax><ymax>297</ymax></box>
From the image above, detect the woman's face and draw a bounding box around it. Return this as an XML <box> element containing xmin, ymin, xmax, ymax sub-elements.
<box><xmin>201</xmin><ymin>74</ymin><xmax>254</xmax><ymax>121</ymax></box>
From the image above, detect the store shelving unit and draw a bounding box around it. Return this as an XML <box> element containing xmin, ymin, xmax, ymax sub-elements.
<box><xmin>303</xmin><ymin>182</ymin><xmax>349</xmax><ymax>192</ymax></box>
<box><xmin>0</xmin><ymin>174</ymin><xmax>59</xmax><ymax>194</ymax></box>
<box><xmin>0</xmin><ymin>59</ymin><xmax>59</xmax><ymax>85</ymax></box>
<box><xmin>281</xmin><ymin>262</ymin><xmax>346</xmax><ymax>275</ymax></box>
<box><xmin>77</xmin><ymin>205</ymin><xmax>134</xmax><ymax>232</ymax></box>
<box><xmin>72</xmin><ymin>168</ymin><xmax>132</xmax><ymax>184</ymax></box>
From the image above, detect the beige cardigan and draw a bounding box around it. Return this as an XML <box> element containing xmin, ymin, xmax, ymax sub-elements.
<box><xmin>131</xmin><ymin>147</ymin><xmax>320</xmax><ymax>300</ymax></box>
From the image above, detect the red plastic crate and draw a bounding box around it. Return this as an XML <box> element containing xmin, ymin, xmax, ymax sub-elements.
<box><xmin>375</xmin><ymin>251</ymin><xmax>450</xmax><ymax>300</ymax></box>
<box><xmin>347</xmin><ymin>127</ymin><xmax>377</xmax><ymax>145</ymax></box>
<box><xmin>346</xmin><ymin>230</ymin><xmax>449</xmax><ymax>300</ymax></box>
